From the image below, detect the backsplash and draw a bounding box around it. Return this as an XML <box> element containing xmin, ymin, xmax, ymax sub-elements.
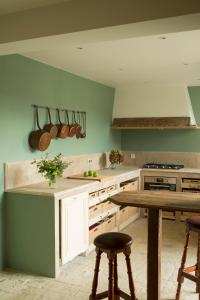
<box><xmin>4</xmin><ymin>152</ymin><xmax>110</xmax><ymax>190</ymax></box>
<box><xmin>123</xmin><ymin>151</ymin><xmax>200</xmax><ymax>168</ymax></box>
<box><xmin>6</xmin><ymin>151</ymin><xmax>200</xmax><ymax>190</ymax></box>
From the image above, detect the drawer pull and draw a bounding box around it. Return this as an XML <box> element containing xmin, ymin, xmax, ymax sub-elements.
<box><xmin>107</xmin><ymin>220</ymin><xmax>111</xmax><ymax>224</ymax></box>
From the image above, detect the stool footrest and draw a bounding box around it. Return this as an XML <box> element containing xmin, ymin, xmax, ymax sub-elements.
<box><xmin>182</xmin><ymin>271</ymin><xmax>198</xmax><ymax>283</ymax></box>
<box><xmin>92</xmin><ymin>289</ymin><xmax>137</xmax><ymax>300</ymax></box>
<box><xmin>92</xmin><ymin>291</ymin><xmax>108</xmax><ymax>300</ymax></box>
<box><xmin>118</xmin><ymin>288</ymin><xmax>137</xmax><ymax>299</ymax></box>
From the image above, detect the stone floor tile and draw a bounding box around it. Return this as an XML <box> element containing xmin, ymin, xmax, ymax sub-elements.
<box><xmin>1</xmin><ymin>218</ymin><xmax>200</xmax><ymax>300</ymax></box>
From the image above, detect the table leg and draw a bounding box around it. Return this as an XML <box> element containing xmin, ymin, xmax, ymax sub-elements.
<box><xmin>147</xmin><ymin>208</ymin><xmax>162</xmax><ymax>300</ymax></box>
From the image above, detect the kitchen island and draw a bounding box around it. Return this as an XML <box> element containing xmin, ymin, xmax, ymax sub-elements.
<box><xmin>110</xmin><ymin>190</ymin><xmax>200</xmax><ymax>300</ymax></box>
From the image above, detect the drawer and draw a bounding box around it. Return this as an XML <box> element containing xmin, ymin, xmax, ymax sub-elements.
<box><xmin>118</xmin><ymin>207</ymin><xmax>129</xmax><ymax>224</ymax></box>
<box><xmin>107</xmin><ymin>185</ymin><xmax>116</xmax><ymax>193</ymax></box>
<box><xmin>121</xmin><ymin>180</ymin><xmax>138</xmax><ymax>192</ymax></box>
<box><xmin>103</xmin><ymin>200</ymin><xmax>116</xmax><ymax>211</ymax></box>
<box><xmin>104</xmin><ymin>215</ymin><xmax>116</xmax><ymax>232</ymax></box>
<box><xmin>89</xmin><ymin>191</ymin><xmax>99</xmax><ymax>199</ymax></box>
<box><xmin>98</xmin><ymin>188</ymin><xmax>107</xmax><ymax>196</ymax></box>
<box><xmin>89</xmin><ymin>203</ymin><xmax>103</xmax><ymax>219</ymax></box>
<box><xmin>89</xmin><ymin>222</ymin><xmax>104</xmax><ymax>244</ymax></box>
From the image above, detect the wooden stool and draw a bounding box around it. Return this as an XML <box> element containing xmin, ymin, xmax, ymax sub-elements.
<box><xmin>89</xmin><ymin>232</ymin><xmax>137</xmax><ymax>300</ymax></box>
<box><xmin>176</xmin><ymin>216</ymin><xmax>200</xmax><ymax>300</ymax></box>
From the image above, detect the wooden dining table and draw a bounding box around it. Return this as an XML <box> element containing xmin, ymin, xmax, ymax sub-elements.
<box><xmin>110</xmin><ymin>190</ymin><xmax>200</xmax><ymax>300</ymax></box>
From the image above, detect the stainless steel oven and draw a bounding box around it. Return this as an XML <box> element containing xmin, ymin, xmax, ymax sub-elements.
<box><xmin>144</xmin><ymin>176</ymin><xmax>177</xmax><ymax>192</ymax></box>
<box><xmin>143</xmin><ymin>175</ymin><xmax>177</xmax><ymax>219</ymax></box>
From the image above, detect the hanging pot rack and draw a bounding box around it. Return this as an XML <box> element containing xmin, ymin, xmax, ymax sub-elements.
<box><xmin>32</xmin><ymin>104</ymin><xmax>86</xmax><ymax>114</ymax></box>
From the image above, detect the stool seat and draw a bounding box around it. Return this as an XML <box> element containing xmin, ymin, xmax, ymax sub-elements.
<box><xmin>94</xmin><ymin>232</ymin><xmax>132</xmax><ymax>250</ymax></box>
<box><xmin>90</xmin><ymin>232</ymin><xmax>137</xmax><ymax>300</ymax></box>
<box><xmin>186</xmin><ymin>216</ymin><xmax>200</xmax><ymax>229</ymax></box>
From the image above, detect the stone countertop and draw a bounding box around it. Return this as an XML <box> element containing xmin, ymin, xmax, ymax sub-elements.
<box><xmin>6</xmin><ymin>165</ymin><xmax>140</xmax><ymax>199</ymax></box>
<box><xmin>141</xmin><ymin>167</ymin><xmax>200</xmax><ymax>174</ymax></box>
<box><xmin>7</xmin><ymin>165</ymin><xmax>200</xmax><ymax>199</ymax></box>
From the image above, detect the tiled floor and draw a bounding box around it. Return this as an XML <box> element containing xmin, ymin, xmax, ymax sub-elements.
<box><xmin>0</xmin><ymin>218</ymin><xmax>199</xmax><ymax>300</ymax></box>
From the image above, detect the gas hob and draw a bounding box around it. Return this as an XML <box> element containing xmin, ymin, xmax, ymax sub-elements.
<box><xmin>143</xmin><ymin>163</ymin><xmax>184</xmax><ymax>170</ymax></box>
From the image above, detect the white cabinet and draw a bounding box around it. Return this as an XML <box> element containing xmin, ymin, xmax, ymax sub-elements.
<box><xmin>60</xmin><ymin>192</ymin><xmax>88</xmax><ymax>265</ymax></box>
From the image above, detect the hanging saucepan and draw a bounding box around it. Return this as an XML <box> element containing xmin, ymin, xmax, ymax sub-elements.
<box><xmin>68</xmin><ymin>111</ymin><xmax>76</xmax><ymax>137</ymax></box>
<box><xmin>43</xmin><ymin>107</ymin><xmax>58</xmax><ymax>139</ymax></box>
<box><xmin>80</xmin><ymin>112</ymin><xmax>86</xmax><ymax>138</ymax></box>
<box><xmin>56</xmin><ymin>109</ymin><xmax>69</xmax><ymax>138</ymax></box>
<box><xmin>29</xmin><ymin>106</ymin><xmax>51</xmax><ymax>151</ymax></box>
<box><xmin>75</xmin><ymin>111</ymin><xmax>82</xmax><ymax>138</ymax></box>
<box><xmin>64</xmin><ymin>109</ymin><xmax>70</xmax><ymax>137</ymax></box>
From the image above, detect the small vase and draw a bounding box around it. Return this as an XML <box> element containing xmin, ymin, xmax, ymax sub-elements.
<box><xmin>48</xmin><ymin>180</ymin><xmax>58</xmax><ymax>189</ymax></box>
<box><xmin>110</xmin><ymin>163</ymin><xmax>117</xmax><ymax>169</ymax></box>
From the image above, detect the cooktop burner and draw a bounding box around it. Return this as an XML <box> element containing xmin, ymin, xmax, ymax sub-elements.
<box><xmin>143</xmin><ymin>163</ymin><xmax>184</xmax><ymax>170</ymax></box>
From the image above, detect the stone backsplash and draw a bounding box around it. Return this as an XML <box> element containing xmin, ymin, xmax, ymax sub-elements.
<box><xmin>123</xmin><ymin>151</ymin><xmax>200</xmax><ymax>168</ymax></box>
<box><xmin>4</xmin><ymin>152</ymin><xmax>109</xmax><ymax>190</ymax></box>
<box><xmin>5</xmin><ymin>151</ymin><xmax>200</xmax><ymax>190</ymax></box>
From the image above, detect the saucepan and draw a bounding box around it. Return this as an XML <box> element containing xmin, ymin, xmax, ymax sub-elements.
<box><xmin>29</xmin><ymin>106</ymin><xmax>51</xmax><ymax>151</ymax></box>
<box><xmin>43</xmin><ymin>107</ymin><xmax>58</xmax><ymax>138</ymax></box>
<box><xmin>56</xmin><ymin>108</ymin><xmax>69</xmax><ymax>138</ymax></box>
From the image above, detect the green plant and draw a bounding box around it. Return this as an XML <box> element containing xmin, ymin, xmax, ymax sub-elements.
<box><xmin>32</xmin><ymin>153</ymin><xmax>71</xmax><ymax>187</ymax></box>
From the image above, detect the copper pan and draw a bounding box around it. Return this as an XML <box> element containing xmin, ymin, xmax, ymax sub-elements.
<box><xmin>56</xmin><ymin>109</ymin><xmax>69</xmax><ymax>138</ymax></box>
<box><xmin>68</xmin><ymin>111</ymin><xmax>76</xmax><ymax>137</ymax></box>
<box><xmin>29</xmin><ymin>106</ymin><xmax>51</xmax><ymax>151</ymax></box>
<box><xmin>43</xmin><ymin>107</ymin><xmax>58</xmax><ymax>138</ymax></box>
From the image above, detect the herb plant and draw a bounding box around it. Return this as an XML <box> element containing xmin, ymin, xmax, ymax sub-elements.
<box><xmin>32</xmin><ymin>153</ymin><xmax>71</xmax><ymax>187</ymax></box>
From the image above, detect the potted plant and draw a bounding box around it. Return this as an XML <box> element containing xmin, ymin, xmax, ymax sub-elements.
<box><xmin>32</xmin><ymin>153</ymin><xmax>71</xmax><ymax>187</ymax></box>
<box><xmin>109</xmin><ymin>149</ymin><xmax>124</xmax><ymax>169</ymax></box>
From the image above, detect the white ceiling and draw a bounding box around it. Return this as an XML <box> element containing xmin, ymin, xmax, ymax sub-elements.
<box><xmin>0</xmin><ymin>0</ymin><xmax>72</xmax><ymax>15</ymax></box>
<box><xmin>23</xmin><ymin>29</ymin><xmax>200</xmax><ymax>87</ymax></box>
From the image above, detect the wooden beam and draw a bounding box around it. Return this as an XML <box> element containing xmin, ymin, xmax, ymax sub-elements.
<box><xmin>1</xmin><ymin>0</ymin><xmax>200</xmax><ymax>46</ymax></box>
<box><xmin>112</xmin><ymin>117</ymin><xmax>192</xmax><ymax>128</ymax></box>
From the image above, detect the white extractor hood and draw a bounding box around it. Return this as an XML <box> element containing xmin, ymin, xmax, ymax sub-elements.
<box><xmin>112</xmin><ymin>84</ymin><xmax>197</xmax><ymax>128</ymax></box>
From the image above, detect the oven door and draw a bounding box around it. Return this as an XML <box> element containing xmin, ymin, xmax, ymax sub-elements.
<box><xmin>144</xmin><ymin>182</ymin><xmax>176</xmax><ymax>191</ymax></box>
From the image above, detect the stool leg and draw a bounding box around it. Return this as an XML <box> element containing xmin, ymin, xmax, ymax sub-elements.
<box><xmin>89</xmin><ymin>248</ymin><xmax>102</xmax><ymax>300</ymax></box>
<box><xmin>114</xmin><ymin>255</ymin><xmax>120</xmax><ymax>300</ymax></box>
<box><xmin>124</xmin><ymin>247</ymin><xmax>137</xmax><ymax>300</ymax></box>
<box><xmin>176</xmin><ymin>230</ymin><xmax>190</xmax><ymax>300</ymax></box>
<box><xmin>107</xmin><ymin>251</ymin><xmax>115</xmax><ymax>300</ymax></box>
<box><xmin>196</xmin><ymin>232</ymin><xmax>200</xmax><ymax>294</ymax></box>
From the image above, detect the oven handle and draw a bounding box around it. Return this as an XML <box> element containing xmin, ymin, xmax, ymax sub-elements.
<box><xmin>148</xmin><ymin>184</ymin><xmax>171</xmax><ymax>188</ymax></box>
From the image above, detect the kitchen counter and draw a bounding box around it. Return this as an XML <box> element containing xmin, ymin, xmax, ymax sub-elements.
<box><xmin>142</xmin><ymin>167</ymin><xmax>200</xmax><ymax>173</ymax></box>
<box><xmin>5</xmin><ymin>165</ymin><xmax>140</xmax><ymax>278</ymax></box>
<box><xmin>6</xmin><ymin>164</ymin><xmax>200</xmax><ymax>279</ymax></box>
<box><xmin>6</xmin><ymin>165</ymin><xmax>140</xmax><ymax>198</ymax></box>
<box><xmin>7</xmin><ymin>166</ymin><xmax>200</xmax><ymax>199</ymax></box>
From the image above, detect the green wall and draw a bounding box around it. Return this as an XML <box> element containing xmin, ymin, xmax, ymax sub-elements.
<box><xmin>121</xmin><ymin>86</ymin><xmax>200</xmax><ymax>152</ymax></box>
<box><xmin>0</xmin><ymin>54</ymin><xmax>121</xmax><ymax>269</ymax></box>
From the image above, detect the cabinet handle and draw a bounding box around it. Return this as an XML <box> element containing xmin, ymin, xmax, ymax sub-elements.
<box><xmin>107</xmin><ymin>220</ymin><xmax>111</xmax><ymax>224</ymax></box>
<box><xmin>94</xmin><ymin>228</ymin><xmax>98</xmax><ymax>232</ymax></box>
<box><xmin>93</xmin><ymin>207</ymin><xmax>98</xmax><ymax>211</ymax></box>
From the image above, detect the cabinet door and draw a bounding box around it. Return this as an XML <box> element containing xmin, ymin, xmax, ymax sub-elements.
<box><xmin>61</xmin><ymin>192</ymin><xmax>88</xmax><ymax>265</ymax></box>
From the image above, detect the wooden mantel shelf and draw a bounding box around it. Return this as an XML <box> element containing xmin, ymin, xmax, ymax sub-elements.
<box><xmin>112</xmin><ymin>126</ymin><xmax>200</xmax><ymax>130</ymax></box>
<box><xmin>112</xmin><ymin>117</ymin><xmax>199</xmax><ymax>129</ymax></box>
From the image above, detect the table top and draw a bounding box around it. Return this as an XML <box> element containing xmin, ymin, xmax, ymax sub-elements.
<box><xmin>110</xmin><ymin>191</ymin><xmax>200</xmax><ymax>212</ymax></box>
